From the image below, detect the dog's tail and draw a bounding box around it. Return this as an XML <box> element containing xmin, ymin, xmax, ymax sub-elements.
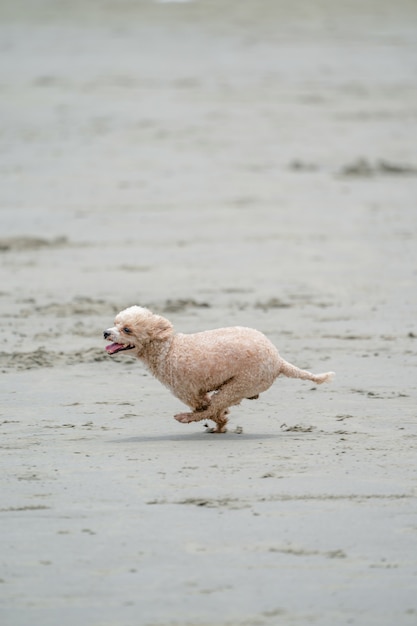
<box><xmin>279</xmin><ymin>359</ymin><xmax>335</xmax><ymax>385</ymax></box>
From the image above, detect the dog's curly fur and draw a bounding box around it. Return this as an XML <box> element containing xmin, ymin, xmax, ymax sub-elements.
<box><xmin>104</xmin><ymin>306</ymin><xmax>334</xmax><ymax>433</ymax></box>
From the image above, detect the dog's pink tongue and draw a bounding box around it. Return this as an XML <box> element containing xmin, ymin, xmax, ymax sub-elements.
<box><xmin>105</xmin><ymin>343</ymin><xmax>124</xmax><ymax>355</ymax></box>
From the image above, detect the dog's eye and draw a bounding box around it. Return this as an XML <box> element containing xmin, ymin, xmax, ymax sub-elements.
<box><xmin>123</xmin><ymin>327</ymin><xmax>131</xmax><ymax>334</ymax></box>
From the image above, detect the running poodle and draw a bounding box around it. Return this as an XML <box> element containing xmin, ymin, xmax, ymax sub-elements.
<box><xmin>104</xmin><ymin>306</ymin><xmax>334</xmax><ymax>433</ymax></box>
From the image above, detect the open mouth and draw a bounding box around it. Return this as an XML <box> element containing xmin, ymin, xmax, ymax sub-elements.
<box><xmin>105</xmin><ymin>343</ymin><xmax>135</xmax><ymax>355</ymax></box>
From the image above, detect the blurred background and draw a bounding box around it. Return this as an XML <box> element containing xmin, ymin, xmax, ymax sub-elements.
<box><xmin>1</xmin><ymin>0</ymin><xmax>416</xmax><ymax>316</ymax></box>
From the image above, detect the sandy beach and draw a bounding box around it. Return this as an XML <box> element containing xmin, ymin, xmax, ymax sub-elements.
<box><xmin>1</xmin><ymin>1</ymin><xmax>417</xmax><ymax>624</ymax></box>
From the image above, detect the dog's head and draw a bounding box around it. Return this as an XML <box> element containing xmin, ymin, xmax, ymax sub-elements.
<box><xmin>104</xmin><ymin>306</ymin><xmax>174</xmax><ymax>356</ymax></box>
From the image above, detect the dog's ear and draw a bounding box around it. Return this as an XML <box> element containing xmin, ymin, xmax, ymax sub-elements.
<box><xmin>150</xmin><ymin>315</ymin><xmax>173</xmax><ymax>341</ymax></box>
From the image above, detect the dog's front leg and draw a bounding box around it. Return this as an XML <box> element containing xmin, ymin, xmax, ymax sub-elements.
<box><xmin>174</xmin><ymin>410</ymin><xmax>206</xmax><ymax>424</ymax></box>
<box><xmin>174</xmin><ymin>390</ymin><xmax>211</xmax><ymax>424</ymax></box>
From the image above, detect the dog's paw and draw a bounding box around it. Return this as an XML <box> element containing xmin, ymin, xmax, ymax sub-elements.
<box><xmin>204</xmin><ymin>425</ymin><xmax>228</xmax><ymax>434</ymax></box>
<box><xmin>204</xmin><ymin>422</ymin><xmax>229</xmax><ymax>434</ymax></box>
<box><xmin>174</xmin><ymin>412</ymin><xmax>197</xmax><ymax>424</ymax></box>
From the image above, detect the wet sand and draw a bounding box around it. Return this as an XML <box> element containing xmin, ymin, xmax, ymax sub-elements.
<box><xmin>1</xmin><ymin>1</ymin><xmax>417</xmax><ymax>624</ymax></box>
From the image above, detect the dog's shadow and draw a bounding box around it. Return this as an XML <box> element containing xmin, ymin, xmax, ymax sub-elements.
<box><xmin>115</xmin><ymin>430</ymin><xmax>279</xmax><ymax>443</ymax></box>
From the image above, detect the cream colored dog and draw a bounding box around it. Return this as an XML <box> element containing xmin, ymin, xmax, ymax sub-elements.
<box><xmin>104</xmin><ymin>306</ymin><xmax>334</xmax><ymax>433</ymax></box>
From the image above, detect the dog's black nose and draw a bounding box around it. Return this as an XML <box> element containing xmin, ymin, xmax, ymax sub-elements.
<box><xmin>103</xmin><ymin>331</ymin><xmax>111</xmax><ymax>339</ymax></box>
